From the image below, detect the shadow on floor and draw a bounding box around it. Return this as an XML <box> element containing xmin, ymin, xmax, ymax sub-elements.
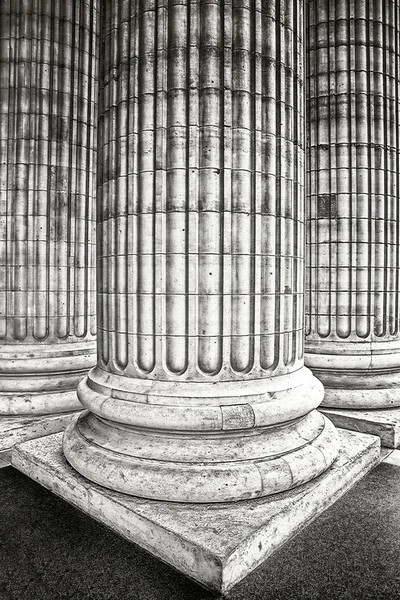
<box><xmin>0</xmin><ymin>462</ymin><xmax>399</xmax><ymax>600</ymax></box>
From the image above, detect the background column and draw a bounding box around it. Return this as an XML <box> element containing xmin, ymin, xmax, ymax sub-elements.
<box><xmin>63</xmin><ymin>0</ymin><xmax>339</xmax><ymax>503</ymax></box>
<box><xmin>0</xmin><ymin>1</ymin><xmax>97</xmax><ymax>420</ymax></box>
<box><xmin>306</xmin><ymin>1</ymin><xmax>400</xmax><ymax>417</ymax></box>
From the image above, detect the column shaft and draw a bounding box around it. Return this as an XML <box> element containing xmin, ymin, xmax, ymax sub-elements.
<box><xmin>0</xmin><ymin>0</ymin><xmax>98</xmax><ymax>415</ymax></box>
<box><xmin>64</xmin><ymin>0</ymin><xmax>339</xmax><ymax>503</ymax></box>
<box><xmin>306</xmin><ymin>0</ymin><xmax>400</xmax><ymax>408</ymax></box>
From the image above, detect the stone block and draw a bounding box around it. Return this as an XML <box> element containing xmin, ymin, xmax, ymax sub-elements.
<box><xmin>12</xmin><ymin>429</ymin><xmax>380</xmax><ymax>593</ymax></box>
<box><xmin>0</xmin><ymin>412</ymin><xmax>80</xmax><ymax>453</ymax></box>
<box><xmin>320</xmin><ymin>408</ymin><xmax>400</xmax><ymax>449</ymax></box>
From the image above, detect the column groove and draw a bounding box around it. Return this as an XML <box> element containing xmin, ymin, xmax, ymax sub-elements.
<box><xmin>306</xmin><ymin>0</ymin><xmax>400</xmax><ymax>408</ymax></box>
<box><xmin>0</xmin><ymin>0</ymin><xmax>98</xmax><ymax>415</ymax></box>
<box><xmin>64</xmin><ymin>0</ymin><xmax>339</xmax><ymax>503</ymax></box>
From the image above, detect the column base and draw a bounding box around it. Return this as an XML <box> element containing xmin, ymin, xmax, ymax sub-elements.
<box><xmin>63</xmin><ymin>367</ymin><xmax>340</xmax><ymax>503</ymax></box>
<box><xmin>12</xmin><ymin>429</ymin><xmax>380</xmax><ymax>593</ymax></box>
<box><xmin>319</xmin><ymin>407</ymin><xmax>400</xmax><ymax>449</ymax></box>
<box><xmin>0</xmin><ymin>342</ymin><xmax>96</xmax><ymax>415</ymax></box>
<box><xmin>305</xmin><ymin>341</ymin><xmax>400</xmax><ymax>409</ymax></box>
<box><xmin>0</xmin><ymin>411</ymin><xmax>81</xmax><ymax>452</ymax></box>
<box><xmin>319</xmin><ymin>386</ymin><xmax>400</xmax><ymax>410</ymax></box>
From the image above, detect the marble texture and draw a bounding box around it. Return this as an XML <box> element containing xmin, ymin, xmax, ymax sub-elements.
<box><xmin>320</xmin><ymin>407</ymin><xmax>400</xmax><ymax>449</ymax></box>
<box><xmin>0</xmin><ymin>412</ymin><xmax>79</xmax><ymax>452</ymax></box>
<box><xmin>13</xmin><ymin>429</ymin><xmax>380</xmax><ymax>593</ymax></box>
<box><xmin>63</xmin><ymin>0</ymin><xmax>340</xmax><ymax>503</ymax></box>
<box><xmin>0</xmin><ymin>0</ymin><xmax>98</xmax><ymax>416</ymax></box>
<box><xmin>305</xmin><ymin>0</ymin><xmax>400</xmax><ymax>409</ymax></box>
<box><xmin>64</xmin><ymin>407</ymin><xmax>339</xmax><ymax>503</ymax></box>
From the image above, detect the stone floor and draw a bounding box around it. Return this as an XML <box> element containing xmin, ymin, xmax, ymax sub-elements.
<box><xmin>0</xmin><ymin>451</ymin><xmax>399</xmax><ymax>599</ymax></box>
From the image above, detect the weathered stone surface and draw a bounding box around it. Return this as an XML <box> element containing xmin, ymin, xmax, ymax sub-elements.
<box><xmin>64</xmin><ymin>407</ymin><xmax>339</xmax><ymax>503</ymax></box>
<box><xmin>63</xmin><ymin>0</ymin><xmax>341</xmax><ymax>503</ymax></box>
<box><xmin>0</xmin><ymin>448</ymin><xmax>11</xmax><ymax>467</ymax></box>
<box><xmin>0</xmin><ymin>0</ymin><xmax>98</xmax><ymax>416</ymax></box>
<box><xmin>383</xmin><ymin>449</ymin><xmax>400</xmax><ymax>466</ymax></box>
<box><xmin>0</xmin><ymin>412</ymin><xmax>80</xmax><ymax>452</ymax></box>
<box><xmin>13</xmin><ymin>429</ymin><xmax>380</xmax><ymax>593</ymax></box>
<box><xmin>320</xmin><ymin>408</ymin><xmax>400</xmax><ymax>449</ymax></box>
<box><xmin>305</xmin><ymin>0</ymin><xmax>400</xmax><ymax>409</ymax></box>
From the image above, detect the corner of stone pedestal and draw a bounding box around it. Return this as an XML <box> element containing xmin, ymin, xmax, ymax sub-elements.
<box><xmin>11</xmin><ymin>428</ymin><xmax>380</xmax><ymax>594</ymax></box>
<box><xmin>320</xmin><ymin>407</ymin><xmax>400</xmax><ymax>449</ymax></box>
<box><xmin>0</xmin><ymin>411</ymin><xmax>81</xmax><ymax>453</ymax></box>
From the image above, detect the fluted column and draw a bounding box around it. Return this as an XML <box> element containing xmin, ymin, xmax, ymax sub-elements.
<box><xmin>63</xmin><ymin>0</ymin><xmax>339</xmax><ymax>503</ymax></box>
<box><xmin>0</xmin><ymin>1</ymin><xmax>97</xmax><ymax>416</ymax></box>
<box><xmin>306</xmin><ymin>0</ymin><xmax>400</xmax><ymax>408</ymax></box>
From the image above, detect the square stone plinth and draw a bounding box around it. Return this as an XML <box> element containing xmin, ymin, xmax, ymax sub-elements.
<box><xmin>12</xmin><ymin>429</ymin><xmax>379</xmax><ymax>594</ymax></box>
<box><xmin>0</xmin><ymin>412</ymin><xmax>80</xmax><ymax>453</ymax></box>
<box><xmin>320</xmin><ymin>408</ymin><xmax>400</xmax><ymax>449</ymax></box>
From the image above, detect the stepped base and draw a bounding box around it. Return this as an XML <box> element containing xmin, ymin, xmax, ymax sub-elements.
<box><xmin>12</xmin><ymin>429</ymin><xmax>380</xmax><ymax>593</ymax></box>
<box><xmin>320</xmin><ymin>407</ymin><xmax>400</xmax><ymax>449</ymax></box>
<box><xmin>0</xmin><ymin>412</ymin><xmax>80</xmax><ymax>452</ymax></box>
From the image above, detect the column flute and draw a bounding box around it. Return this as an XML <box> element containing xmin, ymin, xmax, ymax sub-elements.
<box><xmin>64</xmin><ymin>0</ymin><xmax>339</xmax><ymax>503</ymax></box>
<box><xmin>306</xmin><ymin>0</ymin><xmax>400</xmax><ymax>411</ymax></box>
<box><xmin>0</xmin><ymin>1</ymin><xmax>97</xmax><ymax>422</ymax></box>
